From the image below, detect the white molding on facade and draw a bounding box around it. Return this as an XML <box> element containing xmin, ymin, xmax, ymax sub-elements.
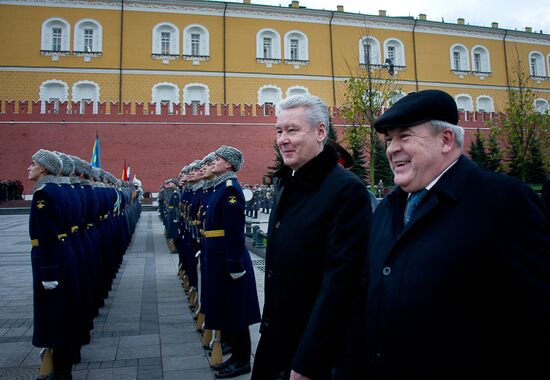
<box><xmin>151</xmin><ymin>81</ymin><xmax>180</xmax><ymax>115</ymax></box>
<box><xmin>383</xmin><ymin>37</ymin><xmax>405</xmax><ymax>67</ymax></box>
<box><xmin>358</xmin><ymin>36</ymin><xmax>381</xmax><ymax>65</ymax></box>
<box><xmin>455</xmin><ymin>93</ymin><xmax>474</xmax><ymax>112</ymax></box>
<box><xmin>72</xmin><ymin>80</ymin><xmax>100</xmax><ymax>113</ymax></box>
<box><xmin>183</xmin><ymin>82</ymin><xmax>210</xmax><ymax>115</ymax></box>
<box><xmin>152</xmin><ymin>22</ymin><xmax>180</xmax><ymax>57</ymax></box>
<box><xmin>256</xmin><ymin>28</ymin><xmax>282</xmax><ymax>60</ymax></box>
<box><xmin>476</xmin><ymin>95</ymin><xmax>494</xmax><ymax>112</ymax></box>
<box><xmin>286</xmin><ymin>85</ymin><xmax>309</xmax><ymax>98</ymax></box>
<box><xmin>73</xmin><ymin>18</ymin><xmax>103</xmax><ymax>53</ymax></box>
<box><xmin>257</xmin><ymin>84</ymin><xmax>282</xmax><ymax>105</ymax></box>
<box><xmin>38</xmin><ymin>79</ymin><xmax>69</xmax><ymax>113</ymax></box>
<box><xmin>41</xmin><ymin>17</ymin><xmax>71</xmax><ymax>53</ymax></box>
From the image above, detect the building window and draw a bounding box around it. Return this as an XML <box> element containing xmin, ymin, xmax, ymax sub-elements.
<box><xmin>535</xmin><ymin>98</ymin><xmax>549</xmax><ymax>114</ymax></box>
<box><xmin>286</xmin><ymin>86</ymin><xmax>309</xmax><ymax>98</ymax></box>
<box><xmin>476</xmin><ymin>96</ymin><xmax>494</xmax><ymax>112</ymax></box>
<box><xmin>72</xmin><ymin>81</ymin><xmax>100</xmax><ymax>114</ymax></box>
<box><xmin>39</xmin><ymin>80</ymin><xmax>69</xmax><ymax>113</ymax></box>
<box><xmin>383</xmin><ymin>39</ymin><xmax>405</xmax><ymax>68</ymax></box>
<box><xmin>183</xmin><ymin>25</ymin><xmax>210</xmax><ymax>64</ymax></box>
<box><xmin>73</xmin><ymin>19</ymin><xmax>102</xmax><ymax>60</ymax></box>
<box><xmin>152</xmin><ymin>82</ymin><xmax>179</xmax><ymax>115</ymax></box>
<box><xmin>450</xmin><ymin>44</ymin><xmax>470</xmax><ymax>75</ymax></box>
<box><xmin>258</xmin><ymin>85</ymin><xmax>282</xmax><ymax>113</ymax></box>
<box><xmin>152</xmin><ymin>23</ymin><xmax>179</xmax><ymax>63</ymax></box>
<box><xmin>263</xmin><ymin>37</ymin><xmax>272</xmax><ymax>59</ymax></box>
<box><xmin>256</xmin><ymin>29</ymin><xmax>281</xmax><ymax>67</ymax></box>
<box><xmin>41</xmin><ymin>18</ymin><xmax>71</xmax><ymax>60</ymax></box>
<box><xmin>471</xmin><ymin>46</ymin><xmax>491</xmax><ymax>76</ymax></box>
<box><xmin>284</xmin><ymin>31</ymin><xmax>308</xmax><ymax>68</ymax></box>
<box><xmin>359</xmin><ymin>37</ymin><xmax>381</xmax><ymax>67</ymax></box>
<box><xmin>183</xmin><ymin>83</ymin><xmax>210</xmax><ymax>115</ymax></box>
<box><xmin>529</xmin><ymin>51</ymin><xmax>545</xmax><ymax>78</ymax></box>
<box><xmin>455</xmin><ymin>94</ymin><xmax>473</xmax><ymax>112</ymax></box>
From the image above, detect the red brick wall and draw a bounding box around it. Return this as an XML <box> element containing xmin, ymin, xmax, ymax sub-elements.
<box><xmin>0</xmin><ymin>100</ymin><xmax>497</xmax><ymax>194</ymax></box>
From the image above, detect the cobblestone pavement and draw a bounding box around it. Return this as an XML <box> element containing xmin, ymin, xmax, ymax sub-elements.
<box><xmin>0</xmin><ymin>211</ymin><xmax>265</xmax><ymax>380</ymax></box>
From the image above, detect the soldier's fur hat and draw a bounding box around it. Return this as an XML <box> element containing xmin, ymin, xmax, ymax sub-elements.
<box><xmin>215</xmin><ymin>145</ymin><xmax>244</xmax><ymax>172</ymax></box>
<box><xmin>32</xmin><ymin>149</ymin><xmax>62</xmax><ymax>176</ymax></box>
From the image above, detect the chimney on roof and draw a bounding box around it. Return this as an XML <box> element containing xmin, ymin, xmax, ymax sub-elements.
<box><xmin>525</xmin><ymin>26</ymin><xmax>532</xmax><ymax>32</ymax></box>
<box><xmin>291</xmin><ymin>1</ymin><xmax>299</xmax><ymax>8</ymax></box>
<box><xmin>457</xmin><ymin>18</ymin><xmax>465</xmax><ymax>25</ymax></box>
<box><xmin>379</xmin><ymin>10</ymin><xmax>387</xmax><ymax>17</ymax></box>
<box><xmin>337</xmin><ymin>5</ymin><xmax>343</xmax><ymax>12</ymax></box>
<box><xmin>418</xmin><ymin>13</ymin><xmax>427</xmax><ymax>21</ymax></box>
<box><xmin>491</xmin><ymin>22</ymin><xmax>499</xmax><ymax>28</ymax></box>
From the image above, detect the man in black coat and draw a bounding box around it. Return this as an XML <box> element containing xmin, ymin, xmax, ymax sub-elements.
<box><xmin>361</xmin><ymin>89</ymin><xmax>550</xmax><ymax>379</ymax></box>
<box><xmin>251</xmin><ymin>94</ymin><xmax>372</xmax><ymax>380</ymax></box>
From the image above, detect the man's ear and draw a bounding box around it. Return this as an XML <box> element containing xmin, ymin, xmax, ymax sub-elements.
<box><xmin>317</xmin><ymin>123</ymin><xmax>327</xmax><ymax>143</ymax></box>
<box><xmin>441</xmin><ymin>128</ymin><xmax>455</xmax><ymax>154</ymax></box>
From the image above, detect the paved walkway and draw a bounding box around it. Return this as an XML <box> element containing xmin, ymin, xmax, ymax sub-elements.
<box><xmin>0</xmin><ymin>210</ymin><xmax>268</xmax><ymax>380</ymax></box>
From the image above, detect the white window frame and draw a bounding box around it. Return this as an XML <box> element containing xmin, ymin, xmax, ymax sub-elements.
<box><xmin>286</xmin><ymin>86</ymin><xmax>309</xmax><ymax>98</ymax></box>
<box><xmin>72</xmin><ymin>80</ymin><xmax>100</xmax><ymax>114</ymax></box>
<box><xmin>450</xmin><ymin>44</ymin><xmax>470</xmax><ymax>73</ymax></box>
<box><xmin>256</xmin><ymin>29</ymin><xmax>282</xmax><ymax>67</ymax></box>
<box><xmin>183</xmin><ymin>24</ymin><xmax>210</xmax><ymax>64</ymax></box>
<box><xmin>284</xmin><ymin>30</ymin><xmax>308</xmax><ymax>68</ymax></box>
<box><xmin>535</xmin><ymin>98</ymin><xmax>549</xmax><ymax>114</ymax></box>
<box><xmin>455</xmin><ymin>93</ymin><xmax>474</xmax><ymax>112</ymax></box>
<box><xmin>258</xmin><ymin>85</ymin><xmax>283</xmax><ymax>115</ymax></box>
<box><xmin>383</xmin><ymin>38</ymin><xmax>405</xmax><ymax>67</ymax></box>
<box><xmin>74</xmin><ymin>19</ymin><xmax>102</xmax><ymax>60</ymax></box>
<box><xmin>39</xmin><ymin>80</ymin><xmax>69</xmax><ymax>113</ymax></box>
<box><xmin>41</xmin><ymin>18</ymin><xmax>71</xmax><ymax>60</ymax></box>
<box><xmin>476</xmin><ymin>95</ymin><xmax>494</xmax><ymax>113</ymax></box>
<box><xmin>183</xmin><ymin>83</ymin><xmax>210</xmax><ymax>115</ymax></box>
<box><xmin>359</xmin><ymin>36</ymin><xmax>381</xmax><ymax>67</ymax></box>
<box><xmin>152</xmin><ymin>23</ymin><xmax>180</xmax><ymax>63</ymax></box>
<box><xmin>152</xmin><ymin>82</ymin><xmax>180</xmax><ymax>115</ymax></box>
<box><xmin>529</xmin><ymin>51</ymin><xmax>545</xmax><ymax>78</ymax></box>
<box><xmin>471</xmin><ymin>45</ymin><xmax>491</xmax><ymax>75</ymax></box>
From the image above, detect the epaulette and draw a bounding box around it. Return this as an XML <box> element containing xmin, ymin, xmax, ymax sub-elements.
<box><xmin>226</xmin><ymin>179</ymin><xmax>233</xmax><ymax>187</ymax></box>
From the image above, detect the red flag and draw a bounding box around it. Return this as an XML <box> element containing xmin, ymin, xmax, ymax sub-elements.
<box><xmin>121</xmin><ymin>160</ymin><xmax>128</xmax><ymax>181</ymax></box>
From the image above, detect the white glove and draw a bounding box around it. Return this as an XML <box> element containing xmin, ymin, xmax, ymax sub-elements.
<box><xmin>195</xmin><ymin>250</ymin><xmax>201</xmax><ymax>258</ymax></box>
<box><xmin>230</xmin><ymin>271</ymin><xmax>246</xmax><ymax>280</ymax></box>
<box><xmin>42</xmin><ymin>281</ymin><xmax>58</xmax><ymax>290</ymax></box>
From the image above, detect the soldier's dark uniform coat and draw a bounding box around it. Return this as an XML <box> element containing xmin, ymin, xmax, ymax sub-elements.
<box><xmin>29</xmin><ymin>177</ymin><xmax>84</xmax><ymax>349</ymax></box>
<box><xmin>252</xmin><ymin>145</ymin><xmax>372</xmax><ymax>379</ymax></box>
<box><xmin>202</xmin><ymin>174</ymin><xmax>261</xmax><ymax>331</ymax></box>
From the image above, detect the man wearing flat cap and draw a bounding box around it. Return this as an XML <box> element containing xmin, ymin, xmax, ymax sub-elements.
<box><xmin>356</xmin><ymin>89</ymin><xmax>550</xmax><ymax>378</ymax></box>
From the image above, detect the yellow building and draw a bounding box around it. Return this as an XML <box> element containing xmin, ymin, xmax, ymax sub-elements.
<box><xmin>1</xmin><ymin>0</ymin><xmax>549</xmax><ymax>113</ymax></box>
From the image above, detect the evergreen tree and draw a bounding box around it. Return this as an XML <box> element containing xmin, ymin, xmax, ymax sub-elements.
<box><xmin>485</xmin><ymin>127</ymin><xmax>504</xmax><ymax>172</ymax></box>
<box><xmin>526</xmin><ymin>134</ymin><xmax>548</xmax><ymax>184</ymax></box>
<box><xmin>344</xmin><ymin>125</ymin><xmax>368</xmax><ymax>184</ymax></box>
<box><xmin>373</xmin><ymin>137</ymin><xmax>394</xmax><ymax>186</ymax></box>
<box><xmin>264</xmin><ymin>140</ymin><xmax>284</xmax><ymax>182</ymax></box>
<box><xmin>468</xmin><ymin>129</ymin><xmax>488</xmax><ymax>169</ymax></box>
<box><xmin>327</xmin><ymin>116</ymin><xmax>338</xmax><ymax>141</ymax></box>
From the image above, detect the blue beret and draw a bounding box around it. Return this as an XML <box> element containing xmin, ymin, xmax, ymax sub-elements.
<box><xmin>374</xmin><ymin>90</ymin><xmax>458</xmax><ymax>133</ymax></box>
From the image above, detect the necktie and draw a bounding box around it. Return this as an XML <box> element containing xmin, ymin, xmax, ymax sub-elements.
<box><xmin>404</xmin><ymin>189</ymin><xmax>427</xmax><ymax>225</ymax></box>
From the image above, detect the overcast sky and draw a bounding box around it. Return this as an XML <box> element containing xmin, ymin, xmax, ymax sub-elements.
<box><xmin>221</xmin><ymin>0</ymin><xmax>550</xmax><ymax>34</ymax></box>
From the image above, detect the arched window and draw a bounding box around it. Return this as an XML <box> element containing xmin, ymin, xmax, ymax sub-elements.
<box><xmin>450</xmin><ymin>44</ymin><xmax>470</xmax><ymax>72</ymax></box>
<box><xmin>535</xmin><ymin>98</ymin><xmax>549</xmax><ymax>114</ymax></box>
<box><xmin>152</xmin><ymin>23</ymin><xmax>180</xmax><ymax>63</ymax></box>
<box><xmin>529</xmin><ymin>51</ymin><xmax>545</xmax><ymax>78</ymax></box>
<box><xmin>259</xmin><ymin>85</ymin><xmax>282</xmax><ymax>116</ymax></box>
<box><xmin>183</xmin><ymin>83</ymin><xmax>210</xmax><ymax>115</ymax></box>
<box><xmin>41</xmin><ymin>18</ymin><xmax>70</xmax><ymax>60</ymax></box>
<box><xmin>39</xmin><ymin>80</ymin><xmax>69</xmax><ymax>113</ymax></box>
<box><xmin>384</xmin><ymin>38</ymin><xmax>405</xmax><ymax>67</ymax></box>
<box><xmin>471</xmin><ymin>46</ymin><xmax>491</xmax><ymax>74</ymax></box>
<box><xmin>152</xmin><ymin>82</ymin><xmax>179</xmax><ymax>114</ymax></box>
<box><xmin>256</xmin><ymin>29</ymin><xmax>282</xmax><ymax>67</ymax></box>
<box><xmin>359</xmin><ymin>36</ymin><xmax>381</xmax><ymax>67</ymax></box>
<box><xmin>476</xmin><ymin>95</ymin><xmax>494</xmax><ymax>112</ymax></box>
<box><xmin>286</xmin><ymin>86</ymin><xmax>309</xmax><ymax>98</ymax></box>
<box><xmin>73</xmin><ymin>81</ymin><xmax>100</xmax><ymax>114</ymax></box>
<box><xmin>455</xmin><ymin>94</ymin><xmax>473</xmax><ymax>112</ymax></box>
<box><xmin>284</xmin><ymin>30</ymin><xmax>308</xmax><ymax>67</ymax></box>
<box><xmin>74</xmin><ymin>19</ymin><xmax>102</xmax><ymax>60</ymax></box>
<box><xmin>183</xmin><ymin>25</ymin><xmax>209</xmax><ymax>64</ymax></box>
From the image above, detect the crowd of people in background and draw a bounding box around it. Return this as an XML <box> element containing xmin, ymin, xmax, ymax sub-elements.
<box><xmin>0</xmin><ymin>179</ymin><xmax>24</xmax><ymax>203</ymax></box>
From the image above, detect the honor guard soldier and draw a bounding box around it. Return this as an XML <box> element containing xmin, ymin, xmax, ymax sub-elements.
<box><xmin>203</xmin><ymin>145</ymin><xmax>261</xmax><ymax>379</ymax></box>
<box><xmin>28</xmin><ymin>149</ymin><xmax>85</xmax><ymax>380</ymax></box>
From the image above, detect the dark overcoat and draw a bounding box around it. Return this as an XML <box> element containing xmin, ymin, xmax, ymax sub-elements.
<box><xmin>202</xmin><ymin>175</ymin><xmax>261</xmax><ymax>331</ymax></box>
<box><xmin>29</xmin><ymin>178</ymin><xmax>84</xmax><ymax>349</ymax></box>
<box><xmin>252</xmin><ymin>145</ymin><xmax>372</xmax><ymax>379</ymax></box>
<box><xmin>364</xmin><ymin>155</ymin><xmax>550</xmax><ymax>378</ymax></box>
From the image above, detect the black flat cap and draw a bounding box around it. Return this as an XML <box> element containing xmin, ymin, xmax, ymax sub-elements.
<box><xmin>373</xmin><ymin>89</ymin><xmax>458</xmax><ymax>133</ymax></box>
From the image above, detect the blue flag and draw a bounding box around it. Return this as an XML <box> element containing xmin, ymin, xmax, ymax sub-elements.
<box><xmin>91</xmin><ymin>133</ymin><xmax>101</xmax><ymax>168</ymax></box>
